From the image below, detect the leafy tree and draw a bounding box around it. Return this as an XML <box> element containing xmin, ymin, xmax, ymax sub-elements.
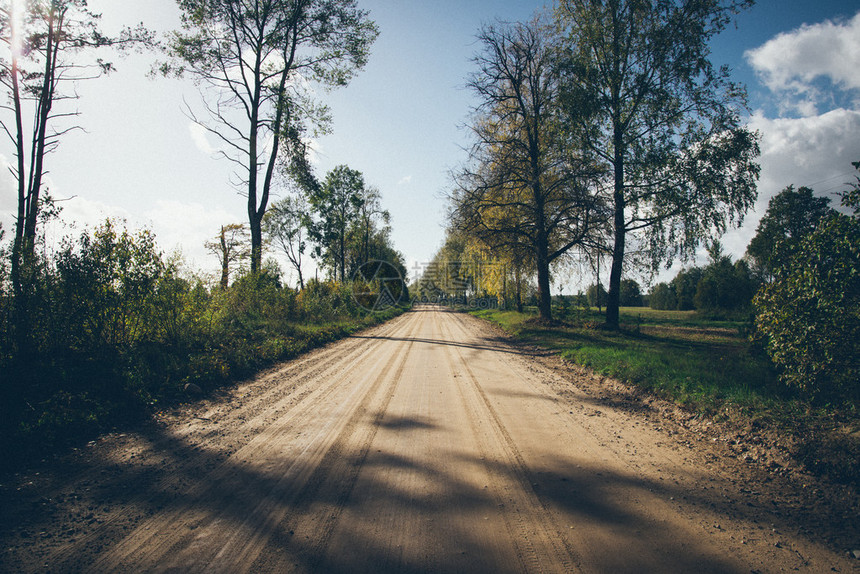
<box><xmin>586</xmin><ymin>282</ymin><xmax>607</xmax><ymax>309</ymax></box>
<box><xmin>0</xmin><ymin>0</ymin><xmax>152</xmax><ymax>318</ymax></box>
<box><xmin>263</xmin><ymin>195</ymin><xmax>308</xmax><ymax>289</ymax></box>
<box><xmin>164</xmin><ymin>0</ymin><xmax>378</xmax><ymax>273</ymax></box>
<box><xmin>619</xmin><ymin>279</ymin><xmax>643</xmax><ymax>307</ymax></box>
<box><xmin>649</xmin><ymin>282</ymin><xmax>676</xmax><ymax>310</ymax></box>
<box><xmin>755</xmin><ymin>162</ymin><xmax>860</xmax><ymax>400</ymax></box>
<box><xmin>746</xmin><ymin>185</ymin><xmax>834</xmax><ymax>281</ymax></box>
<box><xmin>555</xmin><ymin>0</ymin><xmax>760</xmax><ymax>329</ymax></box>
<box><xmin>350</xmin><ymin>185</ymin><xmax>390</xmax><ymax>267</ymax></box>
<box><xmin>306</xmin><ymin>165</ymin><xmax>366</xmax><ymax>281</ymax></box>
<box><xmin>453</xmin><ymin>18</ymin><xmax>605</xmax><ymax>321</ymax></box>
<box><xmin>695</xmin><ymin>255</ymin><xmax>755</xmax><ymax>312</ymax></box>
<box><xmin>205</xmin><ymin>223</ymin><xmax>250</xmax><ymax>289</ymax></box>
<box><xmin>672</xmin><ymin>267</ymin><xmax>703</xmax><ymax>311</ymax></box>
<box><xmin>53</xmin><ymin>220</ymin><xmax>165</xmax><ymax>351</ymax></box>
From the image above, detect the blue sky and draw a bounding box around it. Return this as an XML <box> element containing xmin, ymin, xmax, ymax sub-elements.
<box><xmin>2</xmin><ymin>1</ymin><xmax>859</xmax><ymax>290</ymax></box>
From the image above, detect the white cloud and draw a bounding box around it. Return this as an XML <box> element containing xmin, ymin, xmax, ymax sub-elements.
<box><xmin>142</xmin><ymin>199</ymin><xmax>240</xmax><ymax>273</ymax></box>
<box><xmin>722</xmin><ymin>108</ymin><xmax>860</xmax><ymax>257</ymax></box>
<box><xmin>397</xmin><ymin>175</ymin><xmax>412</xmax><ymax>185</ymax></box>
<box><xmin>651</xmin><ymin>108</ymin><xmax>860</xmax><ymax>283</ymax></box>
<box><xmin>189</xmin><ymin>122</ymin><xmax>218</xmax><ymax>155</ymax></box>
<box><xmin>745</xmin><ymin>12</ymin><xmax>860</xmax><ymax>115</ymax></box>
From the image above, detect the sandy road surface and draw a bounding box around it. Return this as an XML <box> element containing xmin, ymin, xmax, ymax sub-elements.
<box><xmin>1</xmin><ymin>306</ymin><xmax>857</xmax><ymax>572</ymax></box>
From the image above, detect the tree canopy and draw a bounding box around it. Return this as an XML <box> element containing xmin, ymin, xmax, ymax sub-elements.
<box><xmin>452</xmin><ymin>17</ymin><xmax>605</xmax><ymax>320</ymax></box>
<box><xmin>165</xmin><ymin>0</ymin><xmax>378</xmax><ymax>273</ymax></box>
<box><xmin>754</xmin><ymin>162</ymin><xmax>860</xmax><ymax>400</ymax></box>
<box><xmin>555</xmin><ymin>0</ymin><xmax>760</xmax><ymax>328</ymax></box>
<box><xmin>746</xmin><ymin>185</ymin><xmax>834</xmax><ymax>281</ymax></box>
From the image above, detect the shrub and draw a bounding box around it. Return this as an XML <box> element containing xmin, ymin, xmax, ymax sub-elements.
<box><xmin>755</xmin><ymin>213</ymin><xmax>860</xmax><ymax>400</ymax></box>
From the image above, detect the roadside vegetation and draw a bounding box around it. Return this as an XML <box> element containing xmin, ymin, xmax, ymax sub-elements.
<box><xmin>0</xmin><ymin>2</ymin><xmax>412</xmax><ymax>468</ymax></box>
<box><xmin>0</xmin><ymin>220</ymin><xmax>407</xmax><ymax>467</ymax></box>
<box><xmin>474</xmin><ymin>305</ymin><xmax>783</xmax><ymax>415</ymax></box>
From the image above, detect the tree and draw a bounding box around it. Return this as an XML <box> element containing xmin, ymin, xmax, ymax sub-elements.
<box><xmin>453</xmin><ymin>18</ymin><xmax>605</xmax><ymax>321</ymax></box>
<box><xmin>586</xmin><ymin>282</ymin><xmax>607</xmax><ymax>309</ymax></box>
<box><xmin>165</xmin><ymin>0</ymin><xmax>378</xmax><ymax>274</ymax></box>
<box><xmin>263</xmin><ymin>195</ymin><xmax>308</xmax><ymax>289</ymax></box>
<box><xmin>205</xmin><ymin>223</ymin><xmax>249</xmax><ymax>289</ymax></box>
<box><xmin>755</xmin><ymin>210</ymin><xmax>860</xmax><ymax>400</ymax></box>
<box><xmin>307</xmin><ymin>165</ymin><xmax>366</xmax><ymax>281</ymax></box>
<box><xmin>556</xmin><ymin>0</ymin><xmax>760</xmax><ymax>329</ymax></box>
<box><xmin>694</xmin><ymin>244</ymin><xmax>754</xmax><ymax>312</ymax></box>
<box><xmin>649</xmin><ymin>282</ymin><xmax>675</xmax><ymax>310</ymax></box>
<box><xmin>746</xmin><ymin>185</ymin><xmax>834</xmax><ymax>281</ymax></box>
<box><xmin>672</xmin><ymin>267</ymin><xmax>703</xmax><ymax>311</ymax></box>
<box><xmin>350</xmin><ymin>185</ymin><xmax>390</xmax><ymax>268</ymax></box>
<box><xmin>755</xmin><ymin>161</ymin><xmax>860</xmax><ymax>400</ymax></box>
<box><xmin>619</xmin><ymin>278</ymin><xmax>642</xmax><ymax>307</ymax></box>
<box><xmin>0</xmin><ymin>0</ymin><xmax>152</xmax><ymax>299</ymax></box>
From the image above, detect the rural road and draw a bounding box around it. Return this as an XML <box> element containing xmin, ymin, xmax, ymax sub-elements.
<box><xmin>1</xmin><ymin>306</ymin><xmax>856</xmax><ymax>572</ymax></box>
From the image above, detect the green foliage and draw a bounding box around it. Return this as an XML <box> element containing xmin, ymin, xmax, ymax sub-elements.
<box><xmin>619</xmin><ymin>279</ymin><xmax>643</xmax><ymax>307</ymax></box>
<box><xmin>672</xmin><ymin>268</ymin><xmax>704</xmax><ymax>311</ymax></box>
<box><xmin>0</xmin><ymin>220</ymin><xmax>404</xmax><ymax>466</ymax></box>
<box><xmin>755</xmin><ymin>211</ymin><xmax>860</xmax><ymax>401</ymax></box>
<box><xmin>649</xmin><ymin>282</ymin><xmax>676</xmax><ymax>311</ymax></box>
<box><xmin>586</xmin><ymin>283</ymin><xmax>607</xmax><ymax>307</ymax></box>
<box><xmin>556</xmin><ymin>0</ymin><xmax>759</xmax><ymax>328</ymax></box>
<box><xmin>304</xmin><ymin>165</ymin><xmax>406</xmax><ymax>286</ymax></box>
<box><xmin>746</xmin><ymin>185</ymin><xmax>834</xmax><ymax>280</ymax></box>
<box><xmin>695</xmin><ymin>257</ymin><xmax>756</xmax><ymax>314</ymax></box>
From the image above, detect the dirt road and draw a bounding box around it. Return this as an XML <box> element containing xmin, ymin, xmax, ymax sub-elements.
<box><xmin>1</xmin><ymin>306</ymin><xmax>857</xmax><ymax>572</ymax></box>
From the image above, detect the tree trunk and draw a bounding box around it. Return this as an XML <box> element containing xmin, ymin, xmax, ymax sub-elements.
<box><xmin>535</xmin><ymin>233</ymin><xmax>552</xmax><ymax>321</ymax></box>
<box><xmin>606</xmin><ymin>128</ymin><xmax>625</xmax><ymax>330</ymax></box>
<box><xmin>296</xmin><ymin>266</ymin><xmax>304</xmax><ymax>291</ymax></box>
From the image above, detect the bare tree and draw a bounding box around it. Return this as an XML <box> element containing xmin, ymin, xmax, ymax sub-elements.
<box><xmin>164</xmin><ymin>0</ymin><xmax>378</xmax><ymax>274</ymax></box>
<box><xmin>0</xmin><ymin>0</ymin><xmax>152</xmax><ymax>298</ymax></box>
<box><xmin>205</xmin><ymin>223</ymin><xmax>250</xmax><ymax>289</ymax></box>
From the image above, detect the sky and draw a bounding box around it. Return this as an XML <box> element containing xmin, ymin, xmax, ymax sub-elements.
<box><xmin>2</xmin><ymin>0</ymin><xmax>859</xmax><ymax>291</ymax></box>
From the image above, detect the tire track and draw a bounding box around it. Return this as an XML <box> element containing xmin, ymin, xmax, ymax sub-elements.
<box><xmin>85</xmin><ymin>312</ymin><xmax>419</xmax><ymax>572</ymax></box>
<box><xmin>438</xmin><ymin>310</ymin><xmax>581</xmax><ymax>573</ymax></box>
<box><xmin>38</xmin><ymin>320</ymin><xmax>403</xmax><ymax>573</ymax></box>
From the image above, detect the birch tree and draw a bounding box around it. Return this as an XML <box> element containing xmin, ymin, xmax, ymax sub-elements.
<box><xmin>556</xmin><ymin>0</ymin><xmax>760</xmax><ymax>328</ymax></box>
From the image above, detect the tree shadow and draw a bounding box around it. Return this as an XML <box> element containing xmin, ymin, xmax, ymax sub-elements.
<box><xmin>4</xmin><ymin>407</ymin><xmax>832</xmax><ymax>574</ymax></box>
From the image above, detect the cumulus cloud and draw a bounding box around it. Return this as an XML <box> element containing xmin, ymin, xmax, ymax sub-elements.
<box><xmin>718</xmin><ymin>108</ymin><xmax>860</xmax><ymax>258</ymax></box>
<box><xmin>650</xmin><ymin>108</ymin><xmax>860</xmax><ymax>284</ymax></box>
<box><xmin>745</xmin><ymin>11</ymin><xmax>860</xmax><ymax>115</ymax></box>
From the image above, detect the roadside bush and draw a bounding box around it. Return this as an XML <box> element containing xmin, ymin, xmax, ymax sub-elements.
<box><xmin>755</xmin><ymin>212</ymin><xmax>860</xmax><ymax>401</ymax></box>
<box><xmin>1</xmin><ymin>220</ymin><xmax>400</xmax><ymax>465</ymax></box>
